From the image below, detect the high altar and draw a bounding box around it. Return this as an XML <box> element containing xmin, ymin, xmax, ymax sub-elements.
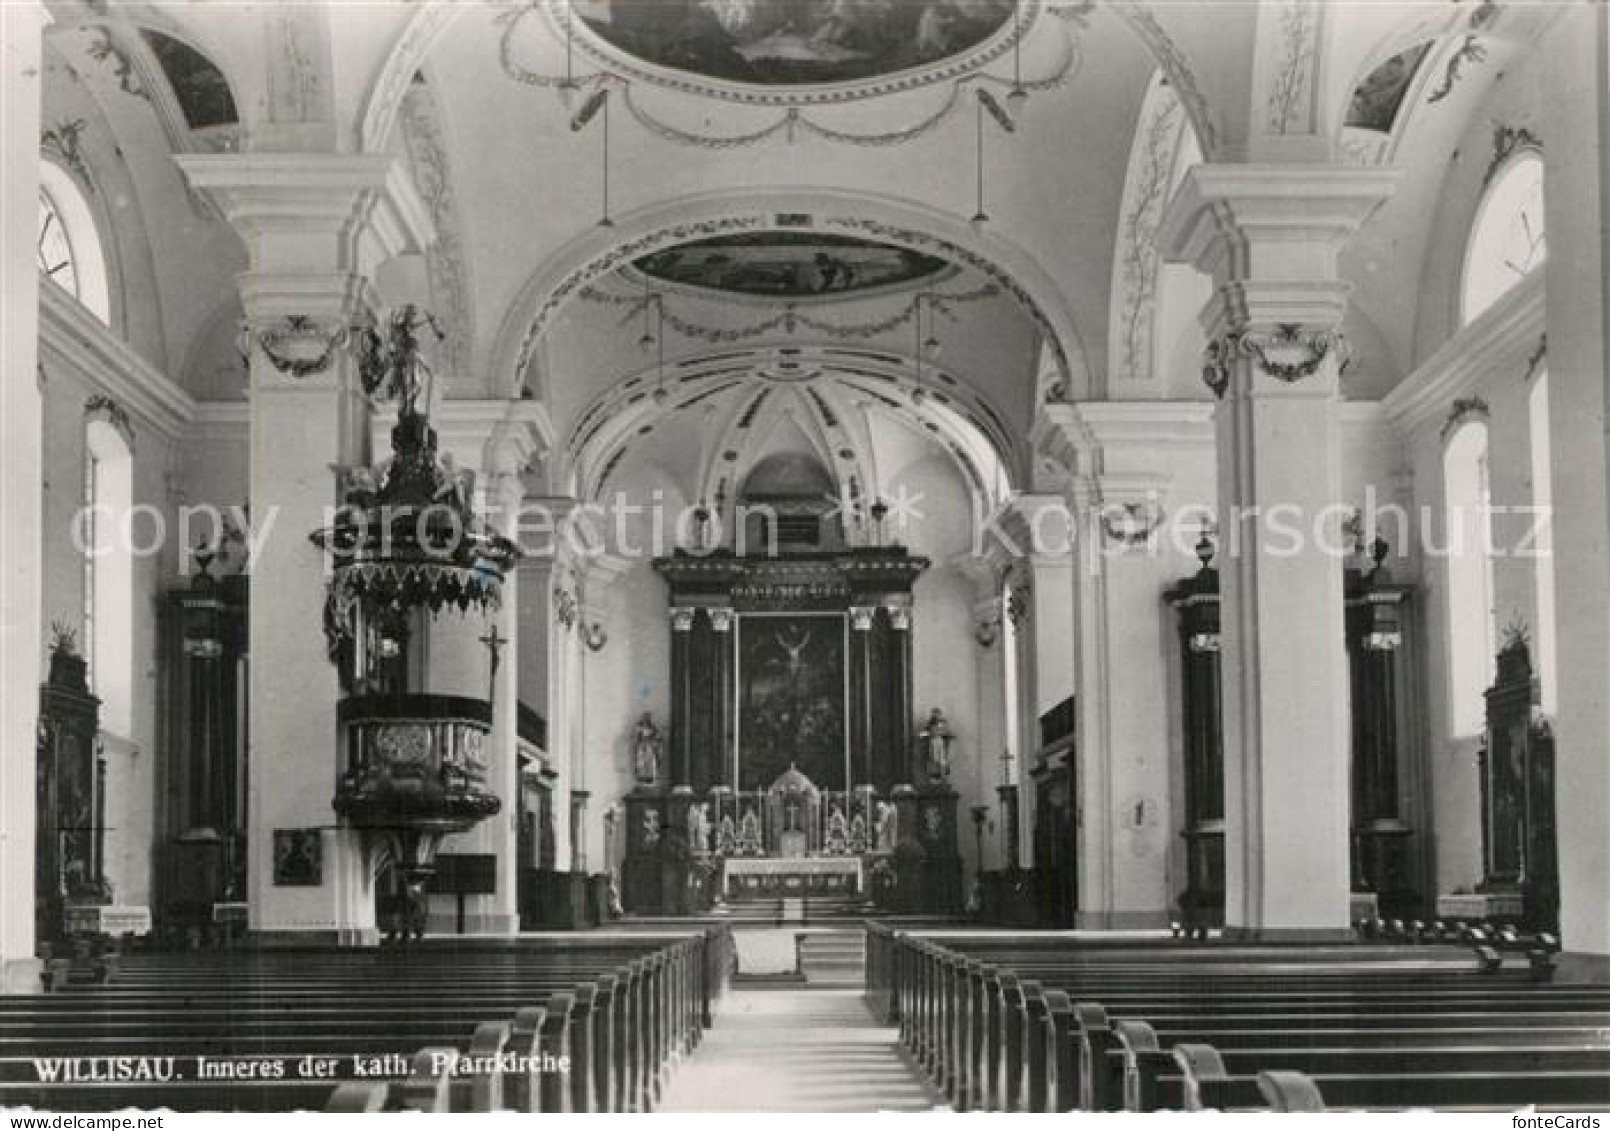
<box><xmin>619</xmin><ymin>547</ymin><xmax>963</xmax><ymax>915</ymax></box>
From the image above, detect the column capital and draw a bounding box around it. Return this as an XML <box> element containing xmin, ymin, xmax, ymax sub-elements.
<box><xmin>1159</xmin><ymin>164</ymin><xmax>1400</xmax><ymax>286</ymax></box>
<box><xmin>949</xmin><ymin>551</ymin><xmax>1004</xmax><ymax>602</ymax></box>
<box><xmin>980</xmin><ymin>493</ymin><xmax>1075</xmax><ymax>573</ymax></box>
<box><xmin>577</xmin><ymin>551</ymin><xmax>631</xmax><ymax>595</ymax></box>
<box><xmin>178</xmin><ymin>154</ymin><xmax>433</xmax><ymax>318</ymax></box>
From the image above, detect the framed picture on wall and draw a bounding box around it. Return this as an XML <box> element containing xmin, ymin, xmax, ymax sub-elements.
<box><xmin>272</xmin><ymin>828</ymin><xmax>322</xmax><ymax>886</ymax></box>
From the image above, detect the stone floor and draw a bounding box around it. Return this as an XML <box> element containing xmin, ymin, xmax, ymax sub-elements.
<box><xmin>658</xmin><ymin>989</ymin><xmax>946</xmax><ymax>1113</ymax></box>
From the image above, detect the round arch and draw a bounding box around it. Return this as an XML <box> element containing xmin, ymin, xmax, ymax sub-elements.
<box><xmin>39</xmin><ymin>159</ymin><xmax>112</xmax><ymax>325</ymax></box>
<box><xmin>1461</xmin><ymin>149</ymin><xmax>1545</xmax><ymax>325</ymax></box>
<box><xmin>487</xmin><ymin>188</ymin><xmax>1094</xmax><ymax>412</ymax></box>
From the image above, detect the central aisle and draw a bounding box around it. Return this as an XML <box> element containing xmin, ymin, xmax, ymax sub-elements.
<box><xmin>658</xmin><ymin>989</ymin><xmax>946</xmax><ymax>1113</ymax></box>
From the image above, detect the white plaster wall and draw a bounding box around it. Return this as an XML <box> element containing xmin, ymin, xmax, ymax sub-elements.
<box><xmin>577</xmin><ymin>472</ymin><xmax>681</xmax><ymax>868</ymax></box>
<box><xmin>1403</xmin><ymin>363</ymin><xmax>1549</xmax><ymax>897</ymax></box>
<box><xmin>1096</xmin><ymin>418</ymin><xmax>1216</xmax><ymax>924</ymax></box>
<box><xmin>37</xmin><ymin>357</ymin><xmax>183</xmax><ymax>909</ymax></box>
<box><xmin>1411</xmin><ymin>51</ymin><xmax>1544</xmax><ymax>367</ymax></box>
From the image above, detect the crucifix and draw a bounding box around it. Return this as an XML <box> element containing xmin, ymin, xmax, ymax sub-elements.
<box><xmin>478</xmin><ymin>624</ymin><xmax>507</xmax><ymax>707</ymax></box>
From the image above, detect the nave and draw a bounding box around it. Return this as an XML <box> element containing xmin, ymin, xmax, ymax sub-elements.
<box><xmin>6</xmin><ymin>0</ymin><xmax>1610</xmax><ymax>1115</ymax></box>
<box><xmin>7</xmin><ymin>921</ymin><xmax>1609</xmax><ymax>1113</ymax></box>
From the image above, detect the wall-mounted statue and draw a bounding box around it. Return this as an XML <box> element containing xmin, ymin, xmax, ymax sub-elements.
<box><xmin>919</xmin><ymin>706</ymin><xmax>953</xmax><ymax>782</ymax></box>
<box><xmin>632</xmin><ymin>712</ymin><xmax>663</xmax><ymax>786</ymax></box>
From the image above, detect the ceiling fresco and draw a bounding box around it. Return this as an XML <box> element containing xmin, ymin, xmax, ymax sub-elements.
<box><xmin>141</xmin><ymin>30</ymin><xmax>238</xmax><ymax>129</ymax></box>
<box><xmin>1344</xmin><ymin>41</ymin><xmax>1431</xmax><ymax>133</ymax></box>
<box><xmin>572</xmin><ymin>0</ymin><xmax>1018</xmax><ymax>87</ymax></box>
<box><xmin>633</xmin><ymin>232</ymin><xmax>950</xmax><ymax>298</ymax></box>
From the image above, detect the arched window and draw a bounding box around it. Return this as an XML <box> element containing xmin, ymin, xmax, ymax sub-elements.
<box><xmin>1528</xmin><ymin>371</ymin><xmax>1558</xmax><ymax>714</ymax></box>
<box><xmin>1444</xmin><ymin>422</ymin><xmax>1496</xmax><ymax>736</ymax></box>
<box><xmin>1462</xmin><ymin>152</ymin><xmax>1545</xmax><ymax>324</ymax></box>
<box><xmin>84</xmin><ymin>420</ymin><xmax>133</xmax><ymax>736</ymax></box>
<box><xmin>37</xmin><ymin>162</ymin><xmax>110</xmax><ymax>324</ymax></box>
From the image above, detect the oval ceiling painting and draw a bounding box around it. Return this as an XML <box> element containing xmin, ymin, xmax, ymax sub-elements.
<box><xmin>634</xmin><ymin>232</ymin><xmax>949</xmax><ymax>298</ymax></box>
<box><xmin>573</xmin><ymin>0</ymin><xmax>1018</xmax><ymax>88</ymax></box>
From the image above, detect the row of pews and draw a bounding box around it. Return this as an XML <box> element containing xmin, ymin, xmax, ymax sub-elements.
<box><xmin>1</xmin><ymin>927</ymin><xmax>732</xmax><ymax>1112</ymax></box>
<box><xmin>865</xmin><ymin>925</ymin><xmax>1610</xmax><ymax>1113</ymax></box>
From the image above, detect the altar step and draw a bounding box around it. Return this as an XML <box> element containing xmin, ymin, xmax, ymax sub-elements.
<box><xmin>716</xmin><ymin>893</ymin><xmax>874</xmax><ymax>924</ymax></box>
<box><xmin>798</xmin><ymin>930</ymin><xmax>867</xmax><ymax>987</ymax></box>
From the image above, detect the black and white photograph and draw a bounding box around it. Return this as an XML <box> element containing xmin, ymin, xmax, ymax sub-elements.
<box><xmin>2</xmin><ymin>0</ymin><xmax>1608</xmax><ymax>1118</ymax></box>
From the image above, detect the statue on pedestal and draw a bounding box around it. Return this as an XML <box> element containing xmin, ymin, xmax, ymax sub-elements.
<box><xmin>632</xmin><ymin>713</ymin><xmax>662</xmax><ymax>786</ymax></box>
<box><xmin>875</xmin><ymin>800</ymin><xmax>898</xmax><ymax>852</ymax></box>
<box><xmin>919</xmin><ymin>707</ymin><xmax>953</xmax><ymax>782</ymax></box>
<box><xmin>688</xmin><ymin>802</ymin><xmax>711</xmax><ymax>856</ymax></box>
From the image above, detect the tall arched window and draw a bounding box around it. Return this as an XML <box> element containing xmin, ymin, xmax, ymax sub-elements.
<box><xmin>1528</xmin><ymin>371</ymin><xmax>1559</xmax><ymax>714</ymax></box>
<box><xmin>37</xmin><ymin>162</ymin><xmax>110</xmax><ymax>324</ymax></box>
<box><xmin>1462</xmin><ymin>152</ymin><xmax>1545</xmax><ymax>324</ymax></box>
<box><xmin>1444</xmin><ymin>422</ymin><xmax>1496</xmax><ymax>736</ymax></box>
<box><xmin>84</xmin><ymin>420</ymin><xmax>133</xmax><ymax>736</ymax></box>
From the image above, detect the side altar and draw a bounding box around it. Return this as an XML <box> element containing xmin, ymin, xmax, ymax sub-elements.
<box><xmin>618</xmin><ymin>548</ymin><xmax>962</xmax><ymax>916</ymax></box>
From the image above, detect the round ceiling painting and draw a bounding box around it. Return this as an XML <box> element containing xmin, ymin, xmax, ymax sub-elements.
<box><xmin>633</xmin><ymin>232</ymin><xmax>949</xmax><ymax>298</ymax></box>
<box><xmin>573</xmin><ymin>0</ymin><xmax>1018</xmax><ymax>88</ymax></box>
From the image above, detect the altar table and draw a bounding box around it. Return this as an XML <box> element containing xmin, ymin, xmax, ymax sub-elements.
<box><xmin>722</xmin><ymin>856</ymin><xmax>863</xmax><ymax>897</ymax></box>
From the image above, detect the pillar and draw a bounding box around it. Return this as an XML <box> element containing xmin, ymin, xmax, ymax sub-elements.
<box><xmin>848</xmin><ymin>605</ymin><xmax>876</xmax><ymax>788</ymax></box>
<box><xmin>668</xmin><ymin>606</ymin><xmax>695</xmax><ymax>788</ymax></box>
<box><xmin>954</xmin><ymin>556</ymin><xmax>1009</xmax><ymax>872</ymax></box>
<box><xmin>1540</xmin><ymin>3</ymin><xmax>1610</xmax><ymax>964</ymax></box>
<box><xmin>575</xmin><ymin>552</ymin><xmax>626</xmax><ymax>872</ymax></box>
<box><xmin>707</xmin><ymin>606</ymin><xmax>734</xmax><ymax>789</ymax></box>
<box><xmin>1161</xmin><ymin>164</ymin><xmax>1397</xmax><ymax>939</ymax></box>
<box><xmin>399</xmin><ymin>413</ymin><xmax>534</xmax><ymax>936</ymax></box>
<box><xmin>0</xmin><ymin>0</ymin><xmax>48</xmax><ymax>988</ymax></box>
<box><xmin>180</xmin><ymin>154</ymin><xmax>432</xmax><ymax>943</ymax></box>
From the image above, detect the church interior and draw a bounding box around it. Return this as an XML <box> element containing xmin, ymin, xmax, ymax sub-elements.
<box><xmin>3</xmin><ymin>0</ymin><xmax>1609</xmax><ymax>1114</ymax></box>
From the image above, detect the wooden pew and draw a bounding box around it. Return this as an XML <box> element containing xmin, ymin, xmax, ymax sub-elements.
<box><xmin>0</xmin><ymin>929</ymin><xmax>728</xmax><ymax>1113</ymax></box>
<box><xmin>872</xmin><ymin>926</ymin><xmax>1610</xmax><ymax>1114</ymax></box>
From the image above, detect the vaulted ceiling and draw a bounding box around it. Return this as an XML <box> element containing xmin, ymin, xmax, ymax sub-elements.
<box><xmin>37</xmin><ymin>0</ymin><xmax>1568</xmax><ymax>512</ymax></box>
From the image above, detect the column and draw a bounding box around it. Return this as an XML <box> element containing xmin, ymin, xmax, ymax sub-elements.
<box><xmin>848</xmin><ymin>605</ymin><xmax>876</xmax><ymax>788</ymax></box>
<box><xmin>873</xmin><ymin>601</ymin><xmax>916</xmax><ymax>788</ymax></box>
<box><xmin>0</xmin><ymin>0</ymin><xmax>48</xmax><ymax>988</ymax></box>
<box><xmin>954</xmin><ymin>557</ymin><xmax>1008</xmax><ymax>872</ymax></box>
<box><xmin>548</xmin><ymin>553</ymin><xmax>585</xmax><ymax>863</ymax></box>
<box><xmin>522</xmin><ymin>555</ymin><xmax>568</xmax><ymax>873</ymax></box>
<box><xmin>1065</xmin><ymin>481</ymin><xmax>1115</xmax><ymax>926</ymax></box>
<box><xmin>180</xmin><ymin>154</ymin><xmax>432</xmax><ymax>943</ymax></box>
<box><xmin>707</xmin><ymin>606</ymin><xmax>734</xmax><ymax>789</ymax></box>
<box><xmin>574</xmin><ymin>552</ymin><xmax>625</xmax><ymax>874</ymax></box>
<box><xmin>525</xmin><ymin>498</ymin><xmax>576</xmax><ymax>875</ymax></box>
<box><xmin>668</xmin><ymin>606</ymin><xmax>696</xmax><ymax>788</ymax></box>
<box><xmin>1540</xmin><ymin>3</ymin><xmax>1610</xmax><ymax>964</ymax></box>
<box><xmin>1161</xmin><ymin>164</ymin><xmax>1397</xmax><ymax>938</ymax></box>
